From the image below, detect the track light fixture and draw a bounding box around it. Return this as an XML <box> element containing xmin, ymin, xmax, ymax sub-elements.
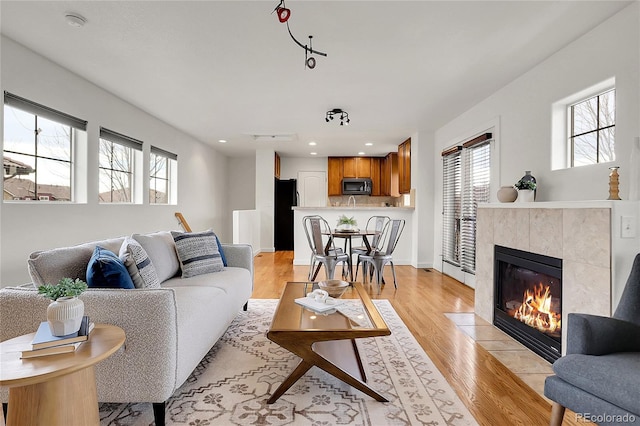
<box><xmin>272</xmin><ymin>0</ymin><xmax>327</xmax><ymax>69</ymax></box>
<box><xmin>325</xmin><ymin>109</ymin><xmax>350</xmax><ymax>126</ymax></box>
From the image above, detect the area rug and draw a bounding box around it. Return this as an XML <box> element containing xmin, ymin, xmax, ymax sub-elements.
<box><xmin>99</xmin><ymin>299</ymin><xmax>477</xmax><ymax>425</ymax></box>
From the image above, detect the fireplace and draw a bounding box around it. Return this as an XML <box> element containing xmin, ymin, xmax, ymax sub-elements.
<box><xmin>494</xmin><ymin>245</ymin><xmax>562</xmax><ymax>362</ymax></box>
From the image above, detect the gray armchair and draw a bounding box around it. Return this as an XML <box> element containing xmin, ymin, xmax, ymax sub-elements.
<box><xmin>544</xmin><ymin>253</ymin><xmax>640</xmax><ymax>425</ymax></box>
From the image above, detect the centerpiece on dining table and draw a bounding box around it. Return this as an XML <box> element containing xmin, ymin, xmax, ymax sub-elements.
<box><xmin>336</xmin><ymin>215</ymin><xmax>359</xmax><ymax>232</ymax></box>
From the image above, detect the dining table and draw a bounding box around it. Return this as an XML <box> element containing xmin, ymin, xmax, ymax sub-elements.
<box><xmin>320</xmin><ymin>229</ymin><xmax>380</xmax><ymax>281</ymax></box>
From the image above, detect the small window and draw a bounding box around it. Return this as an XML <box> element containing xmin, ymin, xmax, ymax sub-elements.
<box><xmin>3</xmin><ymin>92</ymin><xmax>87</xmax><ymax>202</ymax></box>
<box><xmin>569</xmin><ymin>89</ymin><xmax>615</xmax><ymax>167</ymax></box>
<box><xmin>99</xmin><ymin>128</ymin><xmax>142</xmax><ymax>203</ymax></box>
<box><xmin>149</xmin><ymin>146</ymin><xmax>177</xmax><ymax>204</ymax></box>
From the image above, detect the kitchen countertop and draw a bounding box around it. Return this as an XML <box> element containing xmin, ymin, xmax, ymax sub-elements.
<box><xmin>293</xmin><ymin>206</ymin><xmax>414</xmax><ymax>210</ymax></box>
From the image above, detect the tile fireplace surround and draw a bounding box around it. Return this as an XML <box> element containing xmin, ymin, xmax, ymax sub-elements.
<box><xmin>475</xmin><ymin>201</ymin><xmax>639</xmax><ymax>354</ymax></box>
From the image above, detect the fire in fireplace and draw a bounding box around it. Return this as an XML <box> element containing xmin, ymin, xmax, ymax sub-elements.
<box><xmin>494</xmin><ymin>245</ymin><xmax>562</xmax><ymax>362</ymax></box>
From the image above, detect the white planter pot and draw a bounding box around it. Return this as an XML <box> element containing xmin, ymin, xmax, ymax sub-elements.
<box><xmin>47</xmin><ymin>296</ymin><xmax>84</xmax><ymax>336</ymax></box>
<box><xmin>517</xmin><ymin>189</ymin><xmax>535</xmax><ymax>203</ymax></box>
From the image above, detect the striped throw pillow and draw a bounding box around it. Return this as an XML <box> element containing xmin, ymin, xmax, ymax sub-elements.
<box><xmin>171</xmin><ymin>230</ymin><xmax>224</xmax><ymax>278</ymax></box>
<box><xmin>119</xmin><ymin>237</ymin><xmax>161</xmax><ymax>288</ymax></box>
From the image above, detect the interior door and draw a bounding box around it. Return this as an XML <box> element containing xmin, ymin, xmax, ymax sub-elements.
<box><xmin>297</xmin><ymin>171</ymin><xmax>326</xmax><ymax>207</ymax></box>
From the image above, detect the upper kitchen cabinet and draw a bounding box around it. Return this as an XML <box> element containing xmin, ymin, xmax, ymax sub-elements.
<box><xmin>370</xmin><ymin>157</ymin><xmax>382</xmax><ymax>196</ymax></box>
<box><xmin>343</xmin><ymin>157</ymin><xmax>372</xmax><ymax>178</ymax></box>
<box><xmin>398</xmin><ymin>138</ymin><xmax>411</xmax><ymax>194</ymax></box>
<box><xmin>327</xmin><ymin>157</ymin><xmax>343</xmax><ymax>196</ymax></box>
<box><xmin>275</xmin><ymin>152</ymin><xmax>281</xmax><ymax>179</ymax></box>
<box><xmin>382</xmin><ymin>152</ymin><xmax>399</xmax><ymax>197</ymax></box>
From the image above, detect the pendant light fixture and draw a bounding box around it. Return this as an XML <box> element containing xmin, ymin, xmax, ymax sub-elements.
<box><xmin>272</xmin><ymin>0</ymin><xmax>327</xmax><ymax>69</ymax></box>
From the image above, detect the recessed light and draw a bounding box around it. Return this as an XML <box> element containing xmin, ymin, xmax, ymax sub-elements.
<box><xmin>358</xmin><ymin>152</ymin><xmax>365</xmax><ymax>155</ymax></box>
<box><xmin>308</xmin><ymin>141</ymin><xmax>317</xmax><ymax>146</ymax></box>
<box><xmin>65</xmin><ymin>13</ymin><xmax>87</xmax><ymax>28</ymax></box>
<box><xmin>218</xmin><ymin>139</ymin><xmax>227</xmax><ymax>143</ymax></box>
<box><xmin>310</xmin><ymin>152</ymin><xmax>317</xmax><ymax>155</ymax></box>
<box><xmin>365</xmin><ymin>142</ymin><xmax>373</xmax><ymax>146</ymax></box>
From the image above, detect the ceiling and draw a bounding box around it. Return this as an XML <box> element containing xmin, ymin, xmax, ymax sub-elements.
<box><xmin>0</xmin><ymin>1</ymin><xmax>632</xmax><ymax>158</ymax></box>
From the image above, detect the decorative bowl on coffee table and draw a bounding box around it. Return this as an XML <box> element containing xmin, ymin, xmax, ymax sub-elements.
<box><xmin>318</xmin><ymin>280</ymin><xmax>350</xmax><ymax>298</ymax></box>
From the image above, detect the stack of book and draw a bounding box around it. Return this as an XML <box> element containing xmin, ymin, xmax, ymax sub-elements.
<box><xmin>20</xmin><ymin>316</ymin><xmax>95</xmax><ymax>359</ymax></box>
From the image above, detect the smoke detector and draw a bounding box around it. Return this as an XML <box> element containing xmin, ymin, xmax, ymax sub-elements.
<box><xmin>65</xmin><ymin>13</ymin><xmax>87</xmax><ymax>28</ymax></box>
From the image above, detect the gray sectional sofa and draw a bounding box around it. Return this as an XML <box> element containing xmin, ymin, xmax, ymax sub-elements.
<box><xmin>0</xmin><ymin>231</ymin><xmax>253</xmax><ymax>426</ymax></box>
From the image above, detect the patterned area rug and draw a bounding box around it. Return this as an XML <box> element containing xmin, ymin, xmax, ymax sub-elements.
<box><xmin>100</xmin><ymin>299</ymin><xmax>477</xmax><ymax>425</ymax></box>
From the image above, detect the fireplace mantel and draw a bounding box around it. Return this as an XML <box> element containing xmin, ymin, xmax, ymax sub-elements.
<box><xmin>475</xmin><ymin>201</ymin><xmax>640</xmax><ymax>354</ymax></box>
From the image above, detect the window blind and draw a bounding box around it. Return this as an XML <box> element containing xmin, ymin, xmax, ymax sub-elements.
<box><xmin>100</xmin><ymin>127</ymin><xmax>143</xmax><ymax>151</ymax></box>
<box><xmin>460</xmin><ymin>138</ymin><xmax>491</xmax><ymax>273</ymax></box>
<box><xmin>4</xmin><ymin>91</ymin><xmax>87</xmax><ymax>131</ymax></box>
<box><xmin>150</xmin><ymin>146</ymin><xmax>177</xmax><ymax>160</ymax></box>
<box><xmin>442</xmin><ymin>146</ymin><xmax>461</xmax><ymax>266</ymax></box>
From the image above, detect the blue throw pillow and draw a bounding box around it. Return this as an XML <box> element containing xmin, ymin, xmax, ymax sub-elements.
<box><xmin>215</xmin><ymin>234</ymin><xmax>228</xmax><ymax>267</ymax></box>
<box><xmin>87</xmin><ymin>246</ymin><xmax>135</xmax><ymax>289</ymax></box>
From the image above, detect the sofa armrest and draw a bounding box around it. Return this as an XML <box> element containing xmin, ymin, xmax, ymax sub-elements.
<box><xmin>0</xmin><ymin>286</ymin><xmax>180</xmax><ymax>403</ymax></box>
<box><xmin>566</xmin><ymin>313</ymin><xmax>640</xmax><ymax>355</ymax></box>
<box><xmin>222</xmin><ymin>243</ymin><xmax>254</xmax><ymax>286</ymax></box>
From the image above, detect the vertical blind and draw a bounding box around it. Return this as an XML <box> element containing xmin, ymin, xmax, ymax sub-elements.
<box><xmin>442</xmin><ymin>146</ymin><xmax>461</xmax><ymax>266</ymax></box>
<box><xmin>442</xmin><ymin>133</ymin><xmax>492</xmax><ymax>274</ymax></box>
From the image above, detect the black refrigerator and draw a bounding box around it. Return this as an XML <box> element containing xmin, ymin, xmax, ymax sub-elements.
<box><xmin>274</xmin><ymin>178</ymin><xmax>298</xmax><ymax>250</ymax></box>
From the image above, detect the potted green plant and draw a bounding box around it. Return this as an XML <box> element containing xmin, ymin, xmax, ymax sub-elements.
<box><xmin>39</xmin><ymin>278</ymin><xmax>88</xmax><ymax>336</ymax></box>
<box><xmin>515</xmin><ymin>179</ymin><xmax>536</xmax><ymax>202</ymax></box>
<box><xmin>336</xmin><ymin>215</ymin><xmax>358</xmax><ymax>231</ymax></box>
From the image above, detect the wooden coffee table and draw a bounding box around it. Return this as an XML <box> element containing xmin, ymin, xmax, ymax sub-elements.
<box><xmin>266</xmin><ymin>281</ymin><xmax>390</xmax><ymax>404</ymax></box>
<box><xmin>0</xmin><ymin>324</ymin><xmax>125</xmax><ymax>426</ymax></box>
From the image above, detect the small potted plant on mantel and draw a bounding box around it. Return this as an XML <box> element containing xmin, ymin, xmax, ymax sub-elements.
<box><xmin>515</xmin><ymin>179</ymin><xmax>537</xmax><ymax>203</ymax></box>
<box><xmin>38</xmin><ymin>278</ymin><xmax>88</xmax><ymax>336</ymax></box>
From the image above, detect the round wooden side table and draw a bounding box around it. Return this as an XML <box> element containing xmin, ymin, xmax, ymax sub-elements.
<box><xmin>0</xmin><ymin>324</ymin><xmax>125</xmax><ymax>426</ymax></box>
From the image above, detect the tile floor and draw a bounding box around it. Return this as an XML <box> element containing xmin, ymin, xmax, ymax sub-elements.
<box><xmin>445</xmin><ymin>312</ymin><xmax>553</xmax><ymax>399</ymax></box>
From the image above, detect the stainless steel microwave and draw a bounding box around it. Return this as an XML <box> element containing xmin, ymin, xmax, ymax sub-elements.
<box><xmin>342</xmin><ymin>178</ymin><xmax>372</xmax><ymax>195</ymax></box>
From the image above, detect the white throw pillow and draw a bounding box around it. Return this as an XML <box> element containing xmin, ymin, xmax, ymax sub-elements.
<box><xmin>132</xmin><ymin>231</ymin><xmax>180</xmax><ymax>283</ymax></box>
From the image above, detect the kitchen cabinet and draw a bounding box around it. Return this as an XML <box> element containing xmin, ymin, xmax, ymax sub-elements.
<box><xmin>327</xmin><ymin>157</ymin><xmax>343</xmax><ymax>196</ymax></box>
<box><xmin>381</xmin><ymin>152</ymin><xmax>399</xmax><ymax>197</ymax></box>
<box><xmin>370</xmin><ymin>157</ymin><xmax>382</xmax><ymax>196</ymax></box>
<box><xmin>342</xmin><ymin>157</ymin><xmax>371</xmax><ymax>178</ymax></box>
<box><xmin>398</xmin><ymin>138</ymin><xmax>411</xmax><ymax>194</ymax></box>
<box><xmin>274</xmin><ymin>152</ymin><xmax>281</xmax><ymax>179</ymax></box>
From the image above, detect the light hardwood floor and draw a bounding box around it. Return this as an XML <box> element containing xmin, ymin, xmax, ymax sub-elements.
<box><xmin>252</xmin><ymin>251</ymin><xmax>587</xmax><ymax>426</ymax></box>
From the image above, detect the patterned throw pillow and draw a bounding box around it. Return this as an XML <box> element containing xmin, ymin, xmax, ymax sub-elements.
<box><xmin>119</xmin><ymin>237</ymin><xmax>161</xmax><ymax>289</ymax></box>
<box><xmin>171</xmin><ymin>230</ymin><xmax>224</xmax><ymax>278</ymax></box>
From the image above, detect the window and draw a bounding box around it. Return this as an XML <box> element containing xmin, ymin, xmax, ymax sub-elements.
<box><xmin>569</xmin><ymin>89</ymin><xmax>615</xmax><ymax>167</ymax></box>
<box><xmin>3</xmin><ymin>92</ymin><xmax>87</xmax><ymax>202</ymax></box>
<box><xmin>149</xmin><ymin>146</ymin><xmax>177</xmax><ymax>204</ymax></box>
<box><xmin>99</xmin><ymin>128</ymin><xmax>142</xmax><ymax>203</ymax></box>
<box><xmin>442</xmin><ymin>133</ymin><xmax>492</xmax><ymax>274</ymax></box>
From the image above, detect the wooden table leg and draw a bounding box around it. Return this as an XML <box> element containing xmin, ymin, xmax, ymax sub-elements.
<box><xmin>267</xmin><ymin>360</ymin><xmax>313</xmax><ymax>404</ymax></box>
<box><xmin>7</xmin><ymin>366</ymin><xmax>99</xmax><ymax>426</ymax></box>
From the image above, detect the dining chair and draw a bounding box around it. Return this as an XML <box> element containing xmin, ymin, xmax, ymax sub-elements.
<box><xmin>302</xmin><ymin>215</ymin><xmax>351</xmax><ymax>281</ymax></box>
<box><xmin>359</xmin><ymin>219</ymin><xmax>405</xmax><ymax>293</ymax></box>
<box><xmin>353</xmin><ymin>215</ymin><xmax>390</xmax><ymax>282</ymax></box>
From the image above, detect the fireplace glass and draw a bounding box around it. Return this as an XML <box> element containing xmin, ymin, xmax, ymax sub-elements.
<box><xmin>494</xmin><ymin>245</ymin><xmax>562</xmax><ymax>362</ymax></box>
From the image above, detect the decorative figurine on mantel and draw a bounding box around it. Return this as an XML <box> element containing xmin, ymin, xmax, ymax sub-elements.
<box><xmin>608</xmin><ymin>166</ymin><xmax>621</xmax><ymax>200</ymax></box>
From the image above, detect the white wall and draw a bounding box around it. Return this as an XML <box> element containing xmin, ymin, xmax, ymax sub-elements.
<box><xmin>227</xmin><ymin>155</ymin><xmax>256</xmax><ymax>243</ymax></box>
<box><xmin>255</xmin><ymin>148</ymin><xmax>275</xmax><ymax>252</ymax></box>
<box><xmin>279</xmin><ymin>156</ymin><xmax>327</xmax><ymax>180</ymax></box>
<box><xmin>1</xmin><ymin>36</ymin><xmax>230</xmax><ymax>286</ymax></box>
<box><xmin>432</xmin><ymin>3</ymin><xmax>640</xmax><ymax>270</ymax></box>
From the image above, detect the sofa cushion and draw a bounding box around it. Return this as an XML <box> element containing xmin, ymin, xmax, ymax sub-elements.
<box><xmin>87</xmin><ymin>246</ymin><xmax>135</xmax><ymax>289</ymax></box>
<box><xmin>119</xmin><ymin>237</ymin><xmax>161</xmax><ymax>289</ymax></box>
<box><xmin>553</xmin><ymin>352</ymin><xmax>640</xmax><ymax>415</ymax></box>
<box><xmin>132</xmin><ymin>231</ymin><xmax>180</xmax><ymax>283</ymax></box>
<box><xmin>170</xmin><ymin>230</ymin><xmax>224</xmax><ymax>278</ymax></box>
<box><xmin>28</xmin><ymin>237</ymin><xmax>125</xmax><ymax>287</ymax></box>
